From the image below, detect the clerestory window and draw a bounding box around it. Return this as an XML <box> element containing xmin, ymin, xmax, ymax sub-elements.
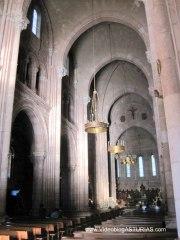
<box><xmin>138</xmin><ymin>156</ymin><xmax>144</xmax><ymax>177</ymax></box>
<box><xmin>31</xmin><ymin>8</ymin><xmax>41</xmax><ymax>38</ymax></box>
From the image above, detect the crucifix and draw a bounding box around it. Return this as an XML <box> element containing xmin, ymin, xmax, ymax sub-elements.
<box><xmin>128</xmin><ymin>106</ymin><xmax>137</xmax><ymax>120</ymax></box>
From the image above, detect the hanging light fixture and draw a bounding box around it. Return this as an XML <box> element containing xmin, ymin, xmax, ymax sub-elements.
<box><xmin>115</xmin><ymin>128</ymin><xmax>137</xmax><ymax>165</ymax></box>
<box><xmin>108</xmin><ymin>140</ymin><xmax>125</xmax><ymax>154</ymax></box>
<box><xmin>113</xmin><ymin>134</ymin><xmax>136</xmax><ymax>164</ymax></box>
<box><xmin>115</xmin><ymin>153</ymin><xmax>136</xmax><ymax>165</ymax></box>
<box><xmin>85</xmin><ymin>89</ymin><xmax>108</xmax><ymax>133</ymax></box>
<box><xmin>107</xmin><ymin>23</ymin><xmax>125</xmax><ymax>150</ymax></box>
<box><xmin>84</xmin><ymin>0</ymin><xmax>108</xmax><ymax>134</ymax></box>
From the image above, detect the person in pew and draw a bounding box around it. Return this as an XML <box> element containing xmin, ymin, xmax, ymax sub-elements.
<box><xmin>89</xmin><ymin>198</ymin><xmax>96</xmax><ymax>210</ymax></box>
<box><xmin>50</xmin><ymin>208</ymin><xmax>61</xmax><ymax>218</ymax></box>
<box><xmin>157</xmin><ymin>198</ymin><xmax>162</xmax><ymax>207</ymax></box>
<box><xmin>39</xmin><ymin>203</ymin><xmax>47</xmax><ymax>220</ymax></box>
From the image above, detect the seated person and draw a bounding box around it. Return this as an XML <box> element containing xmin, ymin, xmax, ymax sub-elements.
<box><xmin>50</xmin><ymin>208</ymin><xmax>61</xmax><ymax>218</ymax></box>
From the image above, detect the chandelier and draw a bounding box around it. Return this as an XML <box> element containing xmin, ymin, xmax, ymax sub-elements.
<box><xmin>108</xmin><ymin>140</ymin><xmax>125</xmax><ymax>154</ymax></box>
<box><xmin>84</xmin><ymin>0</ymin><xmax>108</xmax><ymax>134</ymax></box>
<box><xmin>85</xmin><ymin>90</ymin><xmax>108</xmax><ymax>133</ymax></box>
<box><xmin>115</xmin><ymin>153</ymin><xmax>136</xmax><ymax>165</ymax></box>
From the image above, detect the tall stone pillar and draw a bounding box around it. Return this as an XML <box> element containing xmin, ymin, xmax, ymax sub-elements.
<box><xmin>72</xmin><ymin>95</ymin><xmax>89</xmax><ymax>214</ymax></box>
<box><xmin>32</xmin><ymin>154</ymin><xmax>45</xmax><ymax>215</ymax></box>
<box><xmin>156</xmin><ymin>98</ymin><xmax>175</xmax><ymax>217</ymax></box>
<box><xmin>149</xmin><ymin>76</ymin><xmax>175</xmax><ymax>220</ymax></box>
<box><xmin>61</xmin><ymin>92</ymin><xmax>89</xmax><ymax>216</ymax></box>
<box><xmin>109</xmin><ymin>155</ymin><xmax>117</xmax><ymax>208</ymax></box>
<box><xmin>60</xmin><ymin>119</ymin><xmax>80</xmax><ymax>213</ymax></box>
<box><xmin>0</xmin><ymin>1</ymin><xmax>28</xmax><ymax>216</ymax></box>
<box><xmin>42</xmin><ymin>63</ymin><xmax>61</xmax><ymax>212</ymax></box>
<box><xmin>95</xmin><ymin>133</ymin><xmax>109</xmax><ymax>210</ymax></box>
<box><xmin>145</xmin><ymin>0</ymin><xmax>180</xmax><ymax>234</ymax></box>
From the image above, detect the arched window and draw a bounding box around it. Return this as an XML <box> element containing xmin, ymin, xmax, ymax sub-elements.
<box><xmin>151</xmin><ymin>154</ymin><xmax>157</xmax><ymax>176</ymax></box>
<box><xmin>126</xmin><ymin>164</ymin><xmax>131</xmax><ymax>178</ymax></box>
<box><xmin>35</xmin><ymin>68</ymin><xmax>40</xmax><ymax>94</ymax></box>
<box><xmin>32</xmin><ymin>8</ymin><xmax>41</xmax><ymax>38</ymax></box>
<box><xmin>138</xmin><ymin>156</ymin><xmax>144</xmax><ymax>177</ymax></box>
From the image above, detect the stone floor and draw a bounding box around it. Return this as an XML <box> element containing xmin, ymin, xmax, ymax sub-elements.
<box><xmin>62</xmin><ymin>212</ymin><xmax>177</xmax><ymax>240</ymax></box>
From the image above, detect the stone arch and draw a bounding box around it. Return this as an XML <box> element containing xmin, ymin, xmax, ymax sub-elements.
<box><xmin>12</xmin><ymin>99</ymin><xmax>48</xmax><ymax>214</ymax></box>
<box><xmin>90</xmin><ymin>60</ymin><xmax>152</xmax><ymax>122</ymax></box>
<box><xmin>13</xmin><ymin>100</ymin><xmax>47</xmax><ymax>156</ymax></box>
<box><xmin>68</xmin><ymin>22</ymin><xmax>151</xmax><ymax>101</ymax></box>
<box><xmin>62</xmin><ymin>15</ymin><xmax>149</xmax><ymax>65</ymax></box>
<box><xmin>107</xmin><ymin>92</ymin><xmax>153</xmax><ymax>125</ymax></box>
<box><xmin>88</xmin><ymin>58</ymin><xmax>152</xmax><ymax>95</ymax></box>
<box><xmin>117</xmin><ymin>126</ymin><xmax>157</xmax><ymax>145</ymax></box>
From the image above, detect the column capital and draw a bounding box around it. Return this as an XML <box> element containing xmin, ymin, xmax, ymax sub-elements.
<box><xmin>58</xmin><ymin>66</ymin><xmax>69</xmax><ymax>78</ymax></box>
<box><xmin>134</xmin><ymin>0</ymin><xmax>144</xmax><ymax>7</ymax></box>
<box><xmin>83</xmin><ymin>96</ymin><xmax>91</xmax><ymax>105</ymax></box>
<box><xmin>20</xmin><ymin>16</ymin><xmax>30</xmax><ymax>30</ymax></box>
<box><xmin>145</xmin><ymin>50</ymin><xmax>151</xmax><ymax>64</ymax></box>
<box><xmin>48</xmin><ymin>48</ymin><xmax>53</xmax><ymax>57</ymax></box>
<box><xmin>7</xmin><ymin>12</ymin><xmax>29</xmax><ymax>30</ymax></box>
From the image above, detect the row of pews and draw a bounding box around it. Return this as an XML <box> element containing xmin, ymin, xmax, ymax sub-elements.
<box><xmin>0</xmin><ymin>209</ymin><xmax>122</xmax><ymax>240</ymax></box>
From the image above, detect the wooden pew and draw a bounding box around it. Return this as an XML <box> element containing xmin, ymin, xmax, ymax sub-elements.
<box><xmin>0</xmin><ymin>229</ymin><xmax>28</xmax><ymax>240</ymax></box>
<box><xmin>0</xmin><ymin>236</ymin><xmax>9</xmax><ymax>240</ymax></box>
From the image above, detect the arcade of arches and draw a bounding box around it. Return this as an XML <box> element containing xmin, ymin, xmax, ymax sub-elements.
<box><xmin>1</xmin><ymin>0</ymin><xmax>180</xmax><ymax>238</ymax></box>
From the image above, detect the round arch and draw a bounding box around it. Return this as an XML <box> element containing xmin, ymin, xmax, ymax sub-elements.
<box><xmin>117</xmin><ymin>126</ymin><xmax>157</xmax><ymax>145</ymax></box>
<box><xmin>88</xmin><ymin>57</ymin><xmax>152</xmax><ymax>95</ymax></box>
<box><xmin>107</xmin><ymin>92</ymin><xmax>153</xmax><ymax>125</ymax></box>
<box><xmin>62</xmin><ymin>15</ymin><xmax>149</xmax><ymax>65</ymax></box>
<box><xmin>13</xmin><ymin>100</ymin><xmax>48</xmax><ymax>156</ymax></box>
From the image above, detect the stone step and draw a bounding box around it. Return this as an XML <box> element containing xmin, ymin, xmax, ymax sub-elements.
<box><xmin>104</xmin><ymin>219</ymin><xmax>162</xmax><ymax>224</ymax></box>
<box><xmin>99</xmin><ymin>224</ymin><xmax>163</xmax><ymax>228</ymax></box>
<box><xmin>73</xmin><ymin>230</ymin><xmax>177</xmax><ymax>239</ymax></box>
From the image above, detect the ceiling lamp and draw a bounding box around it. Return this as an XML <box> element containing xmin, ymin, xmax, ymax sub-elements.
<box><xmin>85</xmin><ymin>90</ymin><xmax>108</xmax><ymax>133</ymax></box>
<box><xmin>108</xmin><ymin>140</ymin><xmax>125</xmax><ymax>154</ymax></box>
<box><xmin>115</xmin><ymin>154</ymin><xmax>137</xmax><ymax>165</ymax></box>
<box><xmin>84</xmin><ymin>0</ymin><xmax>108</xmax><ymax>134</ymax></box>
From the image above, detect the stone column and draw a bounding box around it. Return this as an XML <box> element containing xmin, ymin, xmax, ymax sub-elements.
<box><xmin>42</xmin><ymin>64</ymin><xmax>61</xmax><ymax>212</ymax></box>
<box><xmin>32</xmin><ymin>154</ymin><xmax>45</xmax><ymax>215</ymax></box>
<box><xmin>61</xmin><ymin>91</ymin><xmax>89</xmax><ymax>216</ymax></box>
<box><xmin>156</xmin><ymin>98</ymin><xmax>175</xmax><ymax>218</ymax></box>
<box><xmin>109</xmin><ymin>154</ymin><xmax>117</xmax><ymax>208</ymax></box>
<box><xmin>0</xmin><ymin>1</ymin><xmax>28</xmax><ymax>216</ymax></box>
<box><xmin>95</xmin><ymin>133</ymin><xmax>109</xmax><ymax>210</ymax></box>
<box><xmin>145</xmin><ymin>0</ymin><xmax>180</xmax><ymax>234</ymax></box>
<box><xmin>149</xmin><ymin>81</ymin><xmax>175</xmax><ymax>220</ymax></box>
<box><xmin>60</xmin><ymin>119</ymin><xmax>80</xmax><ymax>213</ymax></box>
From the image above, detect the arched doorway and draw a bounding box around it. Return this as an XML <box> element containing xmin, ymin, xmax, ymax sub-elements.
<box><xmin>6</xmin><ymin>111</ymin><xmax>34</xmax><ymax>216</ymax></box>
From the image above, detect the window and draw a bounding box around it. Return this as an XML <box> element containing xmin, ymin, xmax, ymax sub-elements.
<box><xmin>32</xmin><ymin>8</ymin><xmax>41</xmax><ymax>38</ymax></box>
<box><xmin>138</xmin><ymin>156</ymin><xmax>144</xmax><ymax>177</ymax></box>
<box><xmin>120</xmin><ymin>115</ymin><xmax>125</xmax><ymax>122</ymax></box>
<box><xmin>35</xmin><ymin>68</ymin><xmax>40</xmax><ymax>94</ymax></box>
<box><xmin>142</xmin><ymin>113</ymin><xmax>147</xmax><ymax>120</ymax></box>
<box><xmin>116</xmin><ymin>160</ymin><xmax>120</xmax><ymax>178</ymax></box>
<box><xmin>126</xmin><ymin>164</ymin><xmax>131</xmax><ymax>178</ymax></box>
<box><xmin>25</xmin><ymin>58</ymin><xmax>32</xmax><ymax>87</ymax></box>
<box><xmin>151</xmin><ymin>154</ymin><xmax>157</xmax><ymax>176</ymax></box>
